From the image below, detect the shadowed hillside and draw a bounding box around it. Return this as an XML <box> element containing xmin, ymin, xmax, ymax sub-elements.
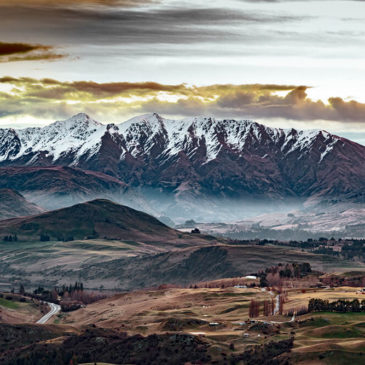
<box><xmin>0</xmin><ymin>166</ymin><xmax>129</xmax><ymax>210</ymax></box>
<box><xmin>0</xmin><ymin>189</ymin><xmax>43</xmax><ymax>221</ymax></box>
<box><xmin>0</xmin><ymin>199</ymin><xmax>205</xmax><ymax>244</ymax></box>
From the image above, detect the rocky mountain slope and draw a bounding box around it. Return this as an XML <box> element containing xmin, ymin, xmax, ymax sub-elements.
<box><xmin>1</xmin><ymin>113</ymin><xmax>364</xmax><ymax>199</ymax></box>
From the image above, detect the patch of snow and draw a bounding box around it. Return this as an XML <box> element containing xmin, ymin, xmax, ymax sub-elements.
<box><xmin>319</xmin><ymin>140</ymin><xmax>337</xmax><ymax>163</ymax></box>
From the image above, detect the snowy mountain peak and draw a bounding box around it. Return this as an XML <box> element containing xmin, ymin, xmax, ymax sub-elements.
<box><xmin>52</xmin><ymin>112</ymin><xmax>102</xmax><ymax>129</ymax></box>
<box><xmin>119</xmin><ymin>113</ymin><xmax>161</xmax><ymax>128</ymax></box>
<box><xmin>0</xmin><ymin>113</ymin><xmax>107</xmax><ymax>163</ymax></box>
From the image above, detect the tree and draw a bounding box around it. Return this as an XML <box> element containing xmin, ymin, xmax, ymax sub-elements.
<box><xmin>279</xmin><ymin>295</ymin><xmax>285</xmax><ymax>315</ymax></box>
<box><xmin>266</xmin><ymin>272</ymin><xmax>282</xmax><ymax>287</ymax></box>
<box><xmin>271</xmin><ymin>298</ymin><xmax>275</xmax><ymax>315</ymax></box>
<box><xmin>40</xmin><ymin>233</ymin><xmax>50</xmax><ymax>242</ymax></box>
<box><xmin>259</xmin><ymin>274</ymin><xmax>268</xmax><ymax>287</ymax></box>
<box><xmin>19</xmin><ymin>283</ymin><xmax>25</xmax><ymax>295</ymax></box>
<box><xmin>351</xmin><ymin>299</ymin><xmax>361</xmax><ymax>312</ymax></box>
<box><xmin>249</xmin><ymin>300</ymin><xmax>254</xmax><ymax>317</ymax></box>
<box><xmin>51</xmin><ymin>288</ymin><xmax>58</xmax><ymax>302</ymax></box>
<box><xmin>263</xmin><ymin>300</ymin><xmax>272</xmax><ymax>317</ymax></box>
<box><xmin>249</xmin><ymin>300</ymin><xmax>260</xmax><ymax>318</ymax></box>
<box><xmin>70</xmin><ymin>355</ymin><xmax>78</xmax><ymax>365</ymax></box>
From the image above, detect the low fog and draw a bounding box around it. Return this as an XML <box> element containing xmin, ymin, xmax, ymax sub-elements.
<box><xmin>20</xmin><ymin>187</ymin><xmax>365</xmax><ymax>241</ymax></box>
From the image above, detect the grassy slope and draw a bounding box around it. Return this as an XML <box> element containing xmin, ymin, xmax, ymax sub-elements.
<box><xmin>0</xmin><ymin>298</ymin><xmax>19</xmax><ymax>309</ymax></box>
<box><xmin>0</xmin><ymin>295</ymin><xmax>45</xmax><ymax>324</ymax></box>
<box><xmin>1</xmin><ymin>240</ymin><xmax>363</xmax><ymax>291</ymax></box>
<box><xmin>292</xmin><ymin>311</ymin><xmax>365</xmax><ymax>365</ymax></box>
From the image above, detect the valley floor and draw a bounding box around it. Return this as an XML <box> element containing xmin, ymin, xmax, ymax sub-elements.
<box><xmin>2</xmin><ymin>284</ymin><xmax>365</xmax><ymax>364</ymax></box>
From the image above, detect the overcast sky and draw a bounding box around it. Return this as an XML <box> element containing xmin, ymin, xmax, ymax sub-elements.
<box><xmin>1</xmin><ymin>0</ymin><xmax>365</xmax><ymax>144</ymax></box>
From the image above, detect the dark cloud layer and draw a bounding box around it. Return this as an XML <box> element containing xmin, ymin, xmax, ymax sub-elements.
<box><xmin>0</xmin><ymin>77</ymin><xmax>365</xmax><ymax>125</ymax></box>
<box><xmin>0</xmin><ymin>0</ymin><xmax>154</xmax><ymax>7</ymax></box>
<box><xmin>0</xmin><ymin>42</ymin><xmax>45</xmax><ymax>56</ymax></box>
<box><xmin>0</xmin><ymin>3</ymin><xmax>305</xmax><ymax>48</ymax></box>
<box><xmin>0</xmin><ymin>41</ymin><xmax>65</xmax><ymax>62</ymax></box>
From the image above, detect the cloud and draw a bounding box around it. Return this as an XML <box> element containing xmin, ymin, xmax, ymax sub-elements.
<box><xmin>1</xmin><ymin>77</ymin><xmax>365</xmax><ymax>126</ymax></box>
<box><xmin>0</xmin><ymin>2</ymin><xmax>305</xmax><ymax>48</ymax></box>
<box><xmin>0</xmin><ymin>42</ymin><xmax>46</xmax><ymax>56</ymax></box>
<box><xmin>0</xmin><ymin>0</ymin><xmax>154</xmax><ymax>7</ymax></box>
<box><xmin>328</xmin><ymin>97</ymin><xmax>365</xmax><ymax>122</ymax></box>
<box><xmin>0</xmin><ymin>41</ymin><xmax>65</xmax><ymax>63</ymax></box>
<box><xmin>1</xmin><ymin>78</ymin><xmax>185</xmax><ymax>100</ymax></box>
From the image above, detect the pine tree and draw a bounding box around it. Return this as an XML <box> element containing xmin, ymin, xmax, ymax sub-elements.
<box><xmin>19</xmin><ymin>283</ymin><xmax>25</xmax><ymax>295</ymax></box>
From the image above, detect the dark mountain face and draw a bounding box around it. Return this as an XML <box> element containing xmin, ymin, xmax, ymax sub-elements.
<box><xmin>0</xmin><ymin>166</ymin><xmax>125</xmax><ymax>193</ymax></box>
<box><xmin>0</xmin><ymin>189</ymin><xmax>43</xmax><ymax>221</ymax></box>
<box><xmin>0</xmin><ymin>166</ymin><xmax>129</xmax><ymax>210</ymax></box>
<box><xmin>0</xmin><ymin>113</ymin><xmax>364</xmax><ymax>221</ymax></box>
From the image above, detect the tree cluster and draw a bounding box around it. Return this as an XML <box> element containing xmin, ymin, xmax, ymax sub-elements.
<box><xmin>320</xmin><ymin>274</ymin><xmax>365</xmax><ymax>288</ymax></box>
<box><xmin>30</xmin><ymin>282</ymin><xmax>106</xmax><ymax>309</ymax></box>
<box><xmin>341</xmin><ymin>240</ymin><xmax>365</xmax><ymax>260</ymax></box>
<box><xmin>259</xmin><ymin>262</ymin><xmax>312</xmax><ymax>287</ymax></box>
<box><xmin>231</xmin><ymin>338</ymin><xmax>294</xmax><ymax>364</ymax></box>
<box><xmin>308</xmin><ymin>298</ymin><xmax>365</xmax><ymax>313</ymax></box>
<box><xmin>2</xmin><ymin>234</ymin><xmax>18</xmax><ymax>242</ymax></box>
<box><xmin>1</xmin><ymin>330</ymin><xmax>210</xmax><ymax>365</ymax></box>
<box><xmin>40</xmin><ymin>233</ymin><xmax>50</xmax><ymax>242</ymax></box>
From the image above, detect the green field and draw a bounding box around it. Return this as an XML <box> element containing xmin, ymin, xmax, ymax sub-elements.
<box><xmin>292</xmin><ymin>311</ymin><xmax>365</xmax><ymax>364</ymax></box>
<box><xmin>0</xmin><ymin>297</ymin><xmax>19</xmax><ymax>309</ymax></box>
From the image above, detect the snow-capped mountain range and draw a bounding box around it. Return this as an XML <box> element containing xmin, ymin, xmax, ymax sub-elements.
<box><xmin>0</xmin><ymin>112</ymin><xmax>364</xmax><ymax>204</ymax></box>
<box><xmin>0</xmin><ymin>112</ymin><xmax>346</xmax><ymax>164</ymax></box>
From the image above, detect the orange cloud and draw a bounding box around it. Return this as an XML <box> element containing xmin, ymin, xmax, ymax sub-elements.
<box><xmin>0</xmin><ymin>77</ymin><xmax>365</xmax><ymax>125</ymax></box>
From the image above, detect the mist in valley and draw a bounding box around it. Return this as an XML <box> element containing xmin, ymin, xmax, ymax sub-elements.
<box><xmin>20</xmin><ymin>188</ymin><xmax>365</xmax><ymax>241</ymax></box>
<box><xmin>23</xmin><ymin>188</ymin><xmax>304</xmax><ymax>223</ymax></box>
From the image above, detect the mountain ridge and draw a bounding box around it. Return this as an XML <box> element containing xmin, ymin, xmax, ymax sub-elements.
<box><xmin>0</xmin><ymin>113</ymin><xmax>364</xmax><ymax>221</ymax></box>
<box><xmin>2</xmin><ymin>112</ymin><xmax>362</xmax><ymax>167</ymax></box>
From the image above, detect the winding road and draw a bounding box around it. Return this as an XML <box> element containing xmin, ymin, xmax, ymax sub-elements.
<box><xmin>36</xmin><ymin>302</ymin><xmax>61</xmax><ymax>324</ymax></box>
<box><xmin>261</xmin><ymin>289</ymin><xmax>296</xmax><ymax>323</ymax></box>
